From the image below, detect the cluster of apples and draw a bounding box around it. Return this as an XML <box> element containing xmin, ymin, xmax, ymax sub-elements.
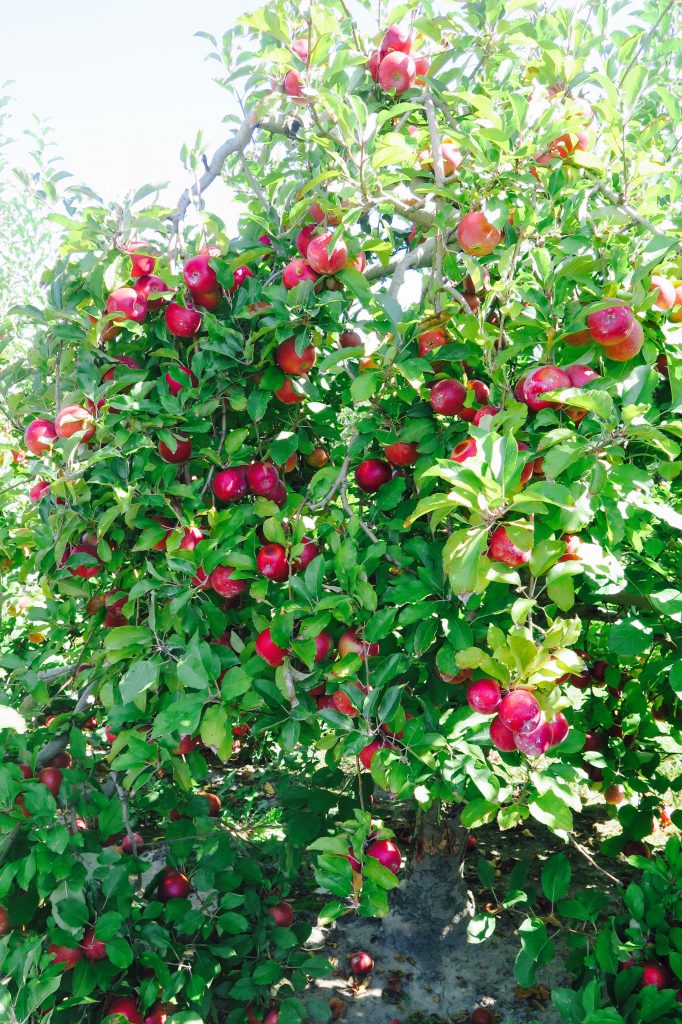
<box><xmin>466</xmin><ymin>680</ymin><xmax>568</xmax><ymax>757</ymax></box>
<box><xmin>283</xmin><ymin>201</ymin><xmax>365</xmax><ymax>295</ymax></box>
<box><xmin>211</xmin><ymin>460</ymin><xmax>286</xmax><ymax>508</ymax></box>
<box><xmin>565</xmin><ymin>302</ymin><xmax>643</xmax><ymax>361</ymax></box>
<box><xmin>515</xmin><ymin>362</ymin><xmax>600</xmax><ymax>422</ymax></box>
<box><xmin>368</xmin><ymin>24</ymin><xmax>430</xmax><ymax>95</ymax></box>
<box><xmin>255</xmin><ymin>625</ymin><xmax>372</xmax><ymax>672</ymax></box>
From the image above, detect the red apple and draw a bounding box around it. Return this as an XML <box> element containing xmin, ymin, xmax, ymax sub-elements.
<box><xmin>276</xmin><ymin>337</ymin><xmax>316</xmax><ymax>374</ymax></box>
<box><xmin>29</xmin><ymin>480</ymin><xmax>50</xmax><ymax>502</ymax></box>
<box><xmin>650</xmin><ymin>275</ymin><xmax>676</xmax><ymax>311</ymax></box>
<box><xmin>165</xmin><ymin>364</ymin><xmax>198</xmax><ymax>395</ymax></box>
<box><xmin>282</xmin><ymin>258</ymin><xmax>319</xmax><ymax>289</ymax></box>
<box><xmin>134</xmin><ymin>274</ymin><xmax>168</xmax><ymax>309</ymax></box>
<box><xmin>275</xmin><ymin>378</ymin><xmax>306</xmax><ymax>404</ymax></box>
<box><xmin>24</xmin><ymin>418</ymin><xmax>57</xmax><ymax>456</ymax></box>
<box><xmin>498</xmin><ymin>690</ymin><xmax>541</xmax><ymax>733</ymax></box>
<box><xmin>640</xmin><ymin>961</ymin><xmax>672</xmax><ymax>990</ymax></box>
<box><xmin>304</xmin><ymin>447</ymin><xmax>329</xmax><ymax>468</ymax></box>
<box><xmin>365</xmin><ymin>838</ymin><xmax>401</xmax><ymax>874</ymax></box>
<box><xmin>255</xmin><ymin>629</ymin><xmax>288</xmax><ymax>667</ymax></box>
<box><xmin>338</xmin><ymin>628</ymin><xmax>379</xmax><ymax>659</ymax></box>
<box><xmin>355</xmin><ymin>459</ymin><xmax>392</xmax><ymax>492</ymax></box>
<box><xmin>586</xmin><ymin>303</ymin><xmax>634</xmax><ymax>345</ymax></box>
<box><xmin>314</xmin><ymin>631</ymin><xmax>333</xmax><ymax>662</ymax></box>
<box><xmin>467</xmin><ymin>679</ymin><xmax>501</xmax><ymax>714</ymax></box>
<box><xmin>183</xmin><ymin>251</ymin><xmax>217</xmax><ymax>293</ymax></box>
<box><xmin>48</xmin><ymin>944</ymin><xmax>82</xmax><ymax>970</ymax></box>
<box><xmin>228</xmin><ymin>265</ymin><xmax>254</xmax><ymax>295</ymax></box>
<box><xmin>158</xmin><ymin>435</ymin><xmax>192</xmax><ymax>463</ymax></box>
<box><xmin>105</xmin><ymin>998</ymin><xmax>142</xmax><ymax>1024</ymax></box>
<box><xmin>213</xmin><ymin>468</ymin><xmax>249</xmax><ymax>503</ymax></box>
<box><xmin>291</xmin><ymin>37</ymin><xmax>308</xmax><ymax>61</ymax></box>
<box><xmin>191</xmin><ymin>567</ymin><xmax>209</xmax><ymax>589</ymax></box>
<box><xmin>296</xmin><ymin>224</ymin><xmax>317</xmax><ymax>256</ymax></box>
<box><xmin>339</xmin><ymin>329</ymin><xmax>361</xmax><ymax>348</ymax></box>
<box><xmin>165</xmin><ymin>301</ymin><xmax>202</xmax><ymax>337</ymax></box>
<box><xmin>268</xmin><ymin>902</ymin><xmax>294</xmax><ymax>927</ymax></box>
<box><xmin>381</xmin><ymin>24</ymin><xmax>413</xmax><ymax>55</ymax></box>
<box><xmin>548</xmin><ymin>713</ymin><xmax>569</xmax><ymax>747</ymax></box>
<box><xmin>0</xmin><ymin>906</ymin><xmax>10</xmax><ymax>935</ymax></box>
<box><xmin>292</xmin><ymin>537</ymin><xmax>320</xmax><ymax>571</ymax></box>
<box><xmin>377</xmin><ymin>51</ymin><xmax>416</xmax><ymax>94</ymax></box>
<box><xmin>157</xmin><ymin>869</ymin><xmax>191</xmax><ymax>901</ymax></box>
<box><xmin>601</xmin><ymin>320</ymin><xmax>644</xmax><ymax>361</ymax></box>
<box><xmin>450</xmin><ymin>438</ymin><xmax>477</xmax><ymax>463</ymax></box>
<box><xmin>121</xmin><ymin>833</ymin><xmax>143</xmax><ymax>854</ymax></box>
<box><xmin>144</xmin><ymin>1003</ymin><xmax>172</xmax><ymax>1024</ymax></box>
<box><xmin>62</xmin><ymin>537</ymin><xmax>102</xmax><ymax>578</ymax></box>
<box><xmin>430</xmin><ymin>378</ymin><xmax>466</xmax><ymax>415</ymax></box>
<box><xmin>257</xmin><ymin>544</ymin><xmax>289</xmax><ymax>582</ymax></box>
<box><xmin>306</xmin><ymin>231</ymin><xmax>348</xmax><ymax>275</ymax></box>
<box><xmin>246</xmin><ymin>462</ymin><xmax>280</xmax><ymax>496</ymax></box>
<box><xmin>102</xmin><ymin>355</ymin><xmax>140</xmax><ymax>382</ymax></box>
<box><xmin>457</xmin><ymin>212</ymin><xmax>502</xmax><ymax>256</ymax></box>
<box><xmin>82</xmin><ymin>927</ymin><xmax>107</xmax><ymax>961</ymax></box>
<box><xmin>514</xmin><ymin>720</ymin><xmax>553</xmax><ymax>756</ymax></box>
<box><xmin>197</xmin><ymin>791</ymin><xmax>221</xmax><ymax>816</ymax></box>
<box><xmin>564</xmin><ymin>364</ymin><xmax>599</xmax><ymax>387</ymax></box>
<box><xmin>179</xmin><ymin>525</ymin><xmax>204</xmax><ymax>550</ymax></box>
<box><xmin>384</xmin><ymin>442</ymin><xmax>418</xmax><ymax>466</ymax></box>
<box><xmin>414</xmin><ymin>55</ymin><xmax>431</xmax><ymax>79</ymax></box>
<box><xmin>604</xmin><ymin>785</ymin><xmax>625</xmax><ymax>805</ymax></box>
<box><xmin>350</xmin><ymin>951</ymin><xmax>374</xmax><ymax>975</ymax></box>
<box><xmin>105</xmin><ymin>287</ymin><xmax>147</xmax><ymax>323</ymax></box>
<box><xmin>418</xmin><ymin>326</ymin><xmax>448</xmax><ymax>356</ymax></box>
<box><xmin>125</xmin><ymin>242</ymin><xmax>155</xmax><ymax>277</ymax></box>
<box><xmin>192</xmin><ymin>288</ymin><xmax>222</xmax><ymax>310</ymax></box>
<box><xmin>489</xmin><ymin>715</ymin><xmax>517</xmax><ymax>752</ymax></box>
<box><xmin>210</xmin><ymin>565</ymin><xmax>249</xmax><ymax>600</ymax></box>
<box><xmin>488</xmin><ymin>525</ymin><xmax>530</xmax><ymax>567</ymax></box>
<box><xmin>471</xmin><ymin>1009</ymin><xmax>496</xmax><ymax>1024</ymax></box>
<box><xmin>519</xmin><ymin>366</ymin><xmax>571</xmax><ymax>411</ymax></box>
<box><xmin>359</xmin><ymin>740</ymin><xmax>384</xmax><ymax>770</ymax></box>
<box><xmin>472</xmin><ymin>405</ymin><xmax>500</xmax><ymax>425</ymax></box>
<box><xmin>283</xmin><ymin>69</ymin><xmax>305</xmax><ymax>100</ymax></box>
<box><xmin>54</xmin><ymin>405</ymin><xmax>95</xmax><ymax>441</ymax></box>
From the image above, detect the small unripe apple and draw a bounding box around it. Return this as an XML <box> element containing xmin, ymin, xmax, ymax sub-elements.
<box><xmin>457</xmin><ymin>212</ymin><xmax>502</xmax><ymax>256</ymax></box>
<box><xmin>213</xmin><ymin>467</ymin><xmax>249</xmax><ymax>503</ymax></box>
<box><xmin>158</xmin><ymin>435</ymin><xmax>192</xmax><ymax>463</ymax></box>
<box><xmin>210</xmin><ymin>565</ymin><xmax>249</xmax><ymax>600</ymax></box>
<box><xmin>467</xmin><ymin>678</ymin><xmax>501</xmax><ymax>714</ymax></box>
<box><xmin>257</xmin><ymin>544</ymin><xmax>290</xmax><ymax>582</ymax></box>
<box><xmin>255</xmin><ymin>629</ymin><xmax>288</xmax><ymax>667</ymax></box>
<box><xmin>157</xmin><ymin>869</ymin><xmax>191</xmax><ymax>901</ymax></box>
<box><xmin>430</xmin><ymin>378</ymin><xmax>466</xmax><ymax>415</ymax></box>
<box><xmin>384</xmin><ymin>441</ymin><xmax>418</xmax><ymax>466</ymax></box>
<box><xmin>282</xmin><ymin>258</ymin><xmax>319</xmax><ymax>289</ymax></box>
<box><xmin>377</xmin><ymin>51</ymin><xmax>416</xmax><ymax>94</ymax></box>
<box><xmin>307</xmin><ymin>231</ymin><xmax>348</xmax><ymax>275</ymax></box>
<box><xmin>498</xmin><ymin>690</ymin><xmax>541</xmax><ymax>734</ymax></box>
<box><xmin>488</xmin><ymin>525</ymin><xmax>530</xmax><ymax>567</ymax></box>
<box><xmin>55</xmin><ymin>404</ymin><xmax>95</xmax><ymax>441</ymax></box>
<box><xmin>350</xmin><ymin>950</ymin><xmax>374</xmax><ymax>975</ymax></box>
<box><xmin>24</xmin><ymin>418</ymin><xmax>57</xmax><ymax>456</ymax></box>
<box><xmin>105</xmin><ymin>287</ymin><xmax>147</xmax><ymax>323</ymax></box>
<box><xmin>276</xmin><ymin>337</ymin><xmax>316</xmax><ymax>374</ymax></box>
<box><xmin>165</xmin><ymin>301</ymin><xmax>202</xmax><ymax>337</ymax></box>
<box><xmin>268</xmin><ymin>902</ymin><xmax>294</xmax><ymax>927</ymax></box>
<box><xmin>355</xmin><ymin>459</ymin><xmax>392</xmax><ymax>492</ymax></box>
<box><xmin>365</xmin><ymin>838</ymin><xmax>401</xmax><ymax>874</ymax></box>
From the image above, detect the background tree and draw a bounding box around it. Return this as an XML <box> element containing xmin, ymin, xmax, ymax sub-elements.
<box><xmin>0</xmin><ymin>1</ymin><xmax>681</xmax><ymax>1023</ymax></box>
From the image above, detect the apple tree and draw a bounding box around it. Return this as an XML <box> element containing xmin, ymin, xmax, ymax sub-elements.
<box><xmin>0</xmin><ymin>0</ymin><xmax>681</xmax><ymax>1021</ymax></box>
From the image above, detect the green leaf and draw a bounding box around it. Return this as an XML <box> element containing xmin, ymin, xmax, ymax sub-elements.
<box><xmin>119</xmin><ymin>661</ymin><xmax>159</xmax><ymax>704</ymax></box>
<box><xmin>541</xmin><ymin>854</ymin><xmax>570</xmax><ymax>903</ymax></box>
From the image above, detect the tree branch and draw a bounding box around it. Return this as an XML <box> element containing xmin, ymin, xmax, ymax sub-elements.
<box><xmin>569</xmin><ymin>835</ymin><xmax>622</xmax><ymax>887</ymax></box>
<box><xmin>589</xmin><ymin>175</ymin><xmax>681</xmax><ymax>250</ymax></box>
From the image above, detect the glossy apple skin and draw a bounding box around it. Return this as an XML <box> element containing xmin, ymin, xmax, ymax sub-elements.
<box><xmin>157</xmin><ymin>870</ymin><xmax>191</xmax><ymax>901</ymax></box>
<box><xmin>359</xmin><ymin>740</ymin><xmax>384</xmax><ymax>770</ymax></box>
<box><xmin>165</xmin><ymin>364</ymin><xmax>198</xmax><ymax>395</ymax></box>
<box><xmin>639</xmin><ymin>961</ymin><xmax>672</xmax><ymax>990</ymax></box>
<box><xmin>210</xmin><ymin>565</ymin><xmax>249</xmax><ymax>599</ymax></box>
<box><xmin>165</xmin><ymin>301</ymin><xmax>202</xmax><ymax>337</ymax></box>
<box><xmin>62</xmin><ymin>539</ymin><xmax>102</xmax><ymax>578</ymax></box>
<box><xmin>126</xmin><ymin>243</ymin><xmax>156</xmax><ymax>278</ymax></box>
<box><xmin>498</xmin><ymin>690</ymin><xmax>541</xmax><ymax>734</ymax></box>
<box><xmin>514</xmin><ymin>720</ymin><xmax>553</xmax><ymax>756</ymax></box>
<box><xmin>429</xmin><ymin>378</ymin><xmax>466</xmax><ymax>415</ymax></box>
<box><xmin>450</xmin><ymin>438</ymin><xmax>477</xmax><ymax>463</ymax></box>
<box><xmin>179</xmin><ymin>526</ymin><xmax>204</xmax><ymax>551</ymax></box>
<box><xmin>519</xmin><ymin>366</ymin><xmax>572</xmax><ymax>411</ymax></box>
<box><xmin>489</xmin><ymin>715</ymin><xmax>517</xmax><ymax>751</ymax></box>
<box><xmin>418</xmin><ymin>326</ymin><xmax>448</xmax><ymax>356</ymax></box>
<box><xmin>158</xmin><ymin>436</ymin><xmax>192</xmax><ymax>463</ymax></box>
<box><xmin>275</xmin><ymin>378</ymin><xmax>306</xmax><ymax>404</ymax></box>
<box><xmin>29</xmin><ymin>480</ymin><xmax>50</xmax><ymax>502</ymax></box>
<box><xmin>295</xmin><ymin>224</ymin><xmax>317</xmax><ymax>257</ymax></box>
<box><xmin>121</xmin><ymin>832</ymin><xmax>144</xmax><ymax>854</ymax></box>
<box><xmin>24</xmin><ymin>418</ymin><xmax>57</xmax><ymax>455</ymax></box>
<box><xmin>246</xmin><ymin>462</ymin><xmax>280</xmax><ymax>495</ymax></box>
<box><xmin>306</xmin><ymin>231</ymin><xmax>348</xmax><ymax>275</ymax></box>
<box><xmin>48</xmin><ymin>943</ymin><xmax>83</xmax><ymax>970</ymax></box>
<box><xmin>488</xmin><ymin>525</ymin><xmax>530</xmax><ymax>567</ymax></box>
<box><xmin>82</xmin><ymin>927</ymin><xmax>107</xmax><ymax>961</ymax></box>
<box><xmin>601</xmin><ymin>319</ymin><xmax>644</xmax><ymax>361</ymax></box>
<box><xmin>105</xmin><ymin>287</ymin><xmax>147</xmax><ymax>323</ymax></box>
<box><xmin>183</xmin><ymin>251</ymin><xmax>217</xmax><ymax>293</ymax></box>
<box><xmin>284</xmin><ymin>69</ymin><xmax>305</xmax><ymax>99</ymax></box>
<box><xmin>314</xmin><ymin>630</ymin><xmax>333</xmax><ymax>662</ymax></box>
<box><xmin>105</xmin><ymin>997</ymin><xmax>142</xmax><ymax>1023</ymax></box>
<box><xmin>586</xmin><ymin>304</ymin><xmax>634</xmax><ymax>345</ymax></box>
<box><xmin>355</xmin><ymin>459</ymin><xmax>392</xmax><ymax>492</ymax></box>
<box><xmin>256</xmin><ymin>544</ymin><xmax>290</xmax><ymax>582</ymax></box>
<box><xmin>457</xmin><ymin>212</ymin><xmax>502</xmax><ymax>256</ymax></box>
<box><xmin>384</xmin><ymin>442</ymin><xmax>418</xmax><ymax>466</ymax></box>
<box><xmin>381</xmin><ymin>24</ymin><xmax>413</xmax><ymax>55</ymax></box>
<box><xmin>55</xmin><ymin>405</ymin><xmax>95</xmax><ymax>441</ymax></box>
<box><xmin>549</xmin><ymin>713</ymin><xmax>569</xmax><ymax>747</ymax></box>
<box><xmin>338</xmin><ymin>628</ymin><xmax>379</xmax><ymax>658</ymax></box>
<box><xmin>365</xmin><ymin>838</ymin><xmax>401</xmax><ymax>874</ymax></box>
<box><xmin>282</xmin><ymin>258</ymin><xmax>319</xmax><ymax>289</ymax></box>
<box><xmin>350</xmin><ymin>951</ymin><xmax>375</xmax><ymax>975</ymax></box>
<box><xmin>292</xmin><ymin>537</ymin><xmax>320</xmax><ymax>572</ymax></box>
<box><xmin>255</xmin><ymin>629</ymin><xmax>288</xmax><ymax>666</ymax></box>
<box><xmin>467</xmin><ymin>678</ymin><xmax>501</xmax><ymax>714</ymax></box>
<box><xmin>213</xmin><ymin>468</ymin><xmax>249</xmax><ymax>503</ymax></box>
<box><xmin>650</xmin><ymin>275</ymin><xmax>676</xmax><ymax>310</ymax></box>
<box><xmin>276</xmin><ymin>338</ymin><xmax>316</xmax><ymax>374</ymax></box>
<box><xmin>377</xmin><ymin>51</ymin><xmax>417</xmax><ymax>94</ymax></box>
<box><xmin>228</xmin><ymin>265</ymin><xmax>254</xmax><ymax>295</ymax></box>
<box><xmin>134</xmin><ymin>274</ymin><xmax>168</xmax><ymax>309</ymax></box>
<box><xmin>564</xmin><ymin>364</ymin><xmax>599</xmax><ymax>387</ymax></box>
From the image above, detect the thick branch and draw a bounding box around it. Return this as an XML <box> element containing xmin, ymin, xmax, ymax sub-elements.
<box><xmin>366</xmin><ymin>235</ymin><xmax>437</xmax><ymax>285</ymax></box>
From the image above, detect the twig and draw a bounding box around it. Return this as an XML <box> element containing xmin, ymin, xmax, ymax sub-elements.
<box><xmin>569</xmin><ymin>835</ymin><xmax>623</xmax><ymax>887</ymax></box>
<box><xmin>54</xmin><ymin>338</ymin><xmax>62</xmax><ymax>415</ymax></box>
<box><xmin>283</xmin><ymin>662</ymin><xmax>299</xmax><ymax>708</ymax></box>
<box><xmin>438</xmin><ymin>282</ymin><xmax>471</xmax><ymax>314</ymax></box>
<box><xmin>619</xmin><ymin>0</ymin><xmax>678</xmax><ymax>88</ymax></box>
<box><xmin>110</xmin><ymin>771</ymin><xmax>139</xmax><ymax>854</ymax></box>
<box><xmin>308</xmin><ymin>431</ymin><xmax>358</xmax><ymax>510</ymax></box>
<box><xmin>588</xmin><ymin>175</ymin><xmax>681</xmax><ymax>249</ymax></box>
<box><xmin>200</xmin><ymin>399</ymin><xmax>228</xmax><ymax>498</ymax></box>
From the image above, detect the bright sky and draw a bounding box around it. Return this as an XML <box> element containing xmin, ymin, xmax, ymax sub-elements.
<box><xmin>1</xmin><ymin>0</ymin><xmax>260</xmax><ymax>222</ymax></box>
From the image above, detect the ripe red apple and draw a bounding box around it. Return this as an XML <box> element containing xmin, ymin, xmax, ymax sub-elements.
<box><xmin>228</xmin><ymin>265</ymin><xmax>254</xmax><ymax>295</ymax></box>
<box><xmin>359</xmin><ymin>740</ymin><xmax>384</xmax><ymax>770</ymax></box>
<box><xmin>467</xmin><ymin>679</ymin><xmax>501</xmax><ymax>715</ymax></box>
<box><xmin>82</xmin><ymin>926</ymin><xmax>107</xmax><ymax>961</ymax></box>
<box><xmin>121</xmin><ymin>832</ymin><xmax>143</xmax><ymax>854</ymax></box>
<box><xmin>282</xmin><ymin>258</ymin><xmax>319</xmax><ymax>289</ymax></box>
<box><xmin>192</xmin><ymin>288</ymin><xmax>222</xmax><ymax>310</ymax></box>
<box><xmin>350</xmin><ymin>950</ymin><xmax>374</xmax><ymax>975</ymax></box>
<box><xmin>29</xmin><ymin>480</ymin><xmax>50</xmax><ymax>502</ymax></box>
<box><xmin>291</xmin><ymin>37</ymin><xmax>308</xmax><ymax>61</ymax></box>
<box><xmin>558</xmin><ymin>534</ymin><xmax>581</xmax><ymax>562</ymax></box>
<box><xmin>275</xmin><ymin>378</ymin><xmax>306</xmax><ymax>404</ymax></box>
<box><xmin>384</xmin><ymin>441</ymin><xmax>418</xmax><ymax>466</ymax></box>
<box><xmin>418</xmin><ymin>326</ymin><xmax>448</xmax><ymax>356</ymax></box>
<box><xmin>377</xmin><ymin>51</ymin><xmax>416</xmax><ymax>94</ymax></box>
<box><xmin>276</xmin><ymin>337</ymin><xmax>316</xmax><ymax>374</ymax></box>
<box><xmin>213</xmin><ymin>467</ymin><xmax>249</xmax><ymax>503</ymax></box>
<box><xmin>314</xmin><ymin>630</ymin><xmax>333</xmax><ymax>662</ymax></box>
<box><xmin>134</xmin><ymin>274</ymin><xmax>168</xmax><ymax>309</ymax></box>
<box><xmin>457</xmin><ymin>212</ymin><xmax>502</xmax><ymax>256</ymax></box>
<box><xmin>255</xmin><ymin>629</ymin><xmax>288</xmax><ymax>667</ymax></box>
<box><xmin>306</xmin><ymin>231</ymin><xmax>348</xmax><ymax>275</ymax></box>
<box><xmin>338</xmin><ymin>628</ymin><xmax>379</xmax><ymax>659</ymax></box>
<box><xmin>472</xmin><ymin>405</ymin><xmax>499</xmax><ymax>425</ymax></box>
<box><xmin>489</xmin><ymin>715</ymin><xmax>518</xmax><ymax>752</ymax></box>
<box><xmin>355</xmin><ymin>459</ymin><xmax>392</xmax><ymax>492</ymax></box>
<box><xmin>549</xmin><ymin>713</ymin><xmax>569</xmax><ymax>747</ymax></box>
<box><xmin>165</xmin><ymin>364</ymin><xmax>198</xmax><ymax>395</ymax></box>
<box><xmin>62</xmin><ymin>536</ymin><xmax>103</xmax><ymax>578</ymax></box>
<box><xmin>650</xmin><ymin>275</ymin><xmax>676</xmax><ymax>311</ymax></box>
<box><xmin>604</xmin><ymin>784</ymin><xmax>625</xmax><ymax>805</ymax></box>
<box><xmin>246</xmin><ymin>462</ymin><xmax>280</xmax><ymax>496</ymax></box>
<box><xmin>488</xmin><ymin>525</ymin><xmax>530</xmax><ymax>567</ymax></box>
<box><xmin>102</xmin><ymin>355</ymin><xmax>141</xmax><ymax>382</ymax></box>
<box><xmin>196</xmin><ymin>791</ymin><xmax>221</xmax><ymax>817</ymax></box>
<box><xmin>369</xmin><ymin>50</ymin><xmax>380</xmax><ymax>81</ymax></box>
<box><xmin>49</xmin><ymin>944</ymin><xmax>83</xmax><ymax>971</ymax></box>
<box><xmin>586</xmin><ymin>303</ymin><xmax>634</xmax><ymax>345</ymax></box>
<box><xmin>283</xmin><ymin>69</ymin><xmax>305</xmax><ymax>99</ymax></box>
<box><xmin>601</xmin><ymin>320</ymin><xmax>644</xmax><ymax>361</ymax></box>
<box><xmin>165</xmin><ymin>301</ymin><xmax>202</xmax><ymax>337</ymax></box>
<box><xmin>143</xmin><ymin>1003</ymin><xmax>172</xmax><ymax>1024</ymax></box>
<box><xmin>0</xmin><ymin>906</ymin><xmax>10</xmax><ymax>935</ymax></box>
<box><xmin>640</xmin><ymin>961</ymin><xmax>672</xmax><ymax>990</ymax></box>
<box><xmin>179</xmin><ymin>526</ymin><xmax>204</xmax><ymax>550</ymax></box>
<box><xmin>514</xmin><ymin>720</ymin><xmax>553</xmax><ymax>756</ymax></box>
<box><xmin>518</xmin><ymin>366</ymin><xmax>571</xmax><ymax>411</ymax></box>
<box><xmin>449</xmin><ymin>439</ymin><xmax>477</xmax><ymax>464</ymax></box>
<box><xmin>296</xmin><ymin>224</ymin><xmax>317</xmax><ymax>256</ymax></box>
<box><xmin>157</xmin><ymin>869</ymin><xmax>191</xmax><ymax>901</ymax></box>
<box><xmin>471</xmin><ymin>1009</ymin><xmax>496</xmax><ymax>1024</ymax></box>
<box><xmin>381</xmin><ymin>24</ymin><xmax>413</xmax><ymax>55</ymax></box>
<box><xmin>191</xmin><ymin>567</ymin><xmax>210</xmax><ymax>589</ymax></box>
<box><xmin>332</xmin><ymin>688</ymin><xmax>360</xmax><ymax>717</ymax></box>
<box><xmin>210</xmin><ymin>565</ymin><xmax>249</xmax><ymax>600</ymax></box>
<box><xmin>414</xmin><ymin>55</ymin><xmax>431</xmax><ymax>79</ymax></box>
<box><xmin>105</xmin><ymin>287</ymin><xmax>147</xmax><ymax>323</ymax></box>
<box><xmin>158</xmin><ymin>435</ymin><xmax>192</xmax><ymax>463</ymax></box>
<box><xmin>430</xmin><ymin>378</ymin><xmax>466</xmax><ymax>415</ymax></box>
<box><xmin>55</xmin><ymin>404</ymin><xmax>95</xmax><ymax>441</ymax></box>
<box><xmin>292</xmin><ymin>537</ymin><xmax>320</xmax><ymax>571</ymax></box>
<box><xmin>304</xmin><ymin>447</ymin><xmax>329</xmax><ymax>468</ymax></box>
<box><xmin>105</xmin><ymin>998</ymin><xmax>142</xmax><ymax>1024</ymax></box>
<box><xmin>183</xmin><ymin>251</ymin><xmax>217</xmax><ymax>293</ymax></box>
<box><xmin>104</xmin><ymin>596</ymin><xmax>128</xmax><ymax>628</ymax></box>
<box><xmin>24</xmin><ymin>418</ymin><xmax>57</xmax><ymax>456</ymax></box>
<box><xmin>498</xmin><ymin>690</ymin><xmax>541</xmax><ymax>734</ymax></box>
<box><xmin>257</xmin><ymin>544</ymin><xmax>290</xmax><ymax>582</ymax></box>
<box><xmin>268</xmin><ymin>902</ymin><xmax>294</xmax><ymax>927</ymax></box>
<box><xmin>564</xmin><ymin>364</ymin><xmax>599</xmax><ymax>387</ymax></box>
<box><xmin>365</xmin><ymin>838</ymin><xmax>401</xmax><ymax>874</ymax></box>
